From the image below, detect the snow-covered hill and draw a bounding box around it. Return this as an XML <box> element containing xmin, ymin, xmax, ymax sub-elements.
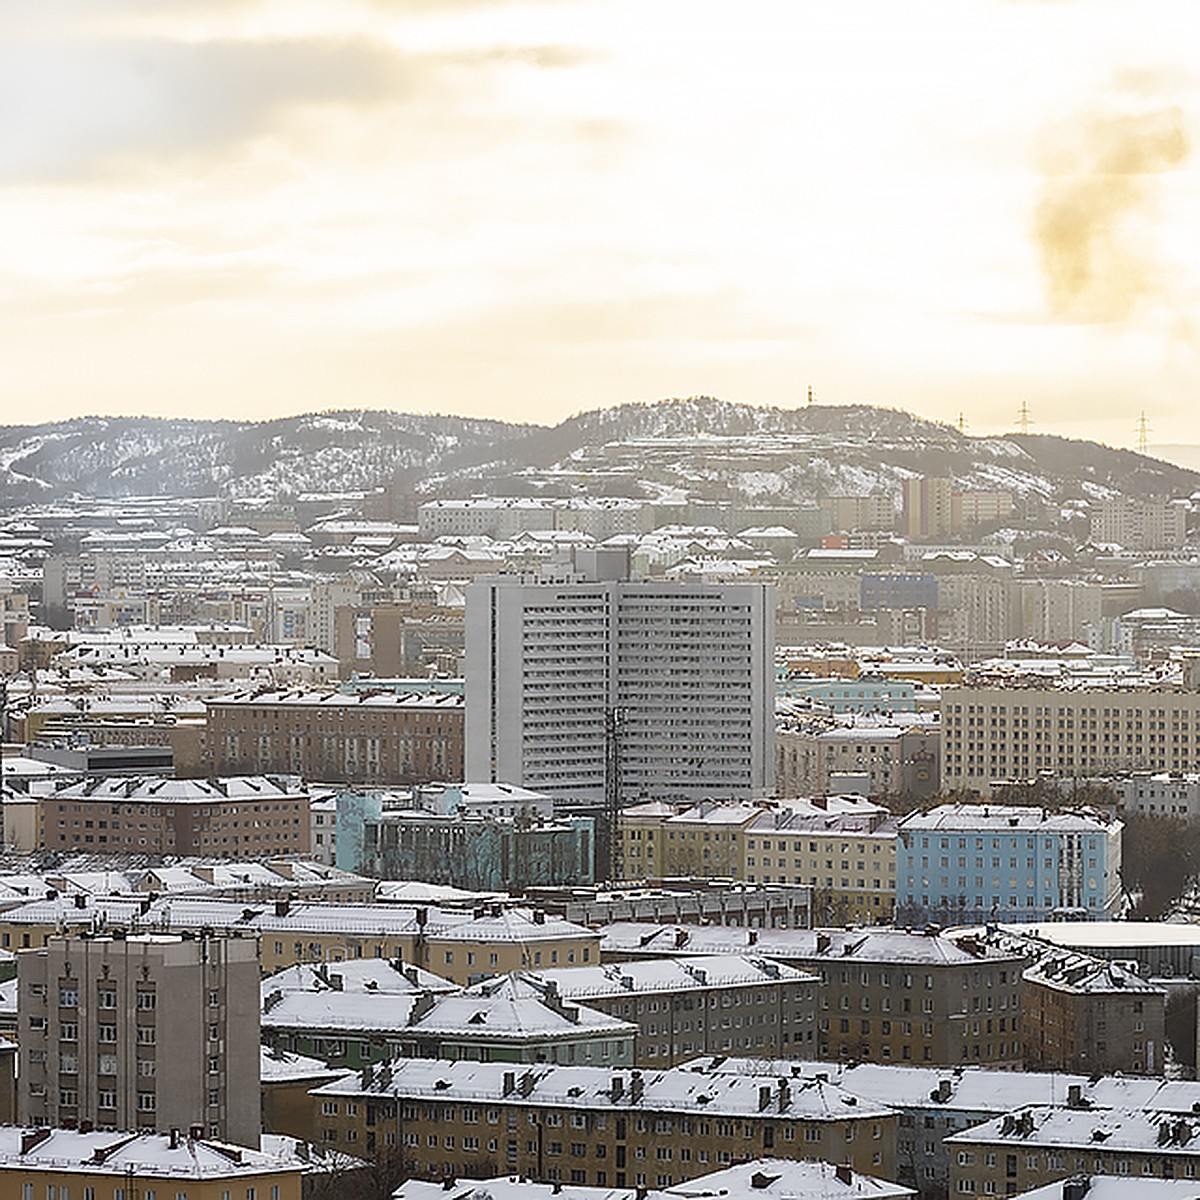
<box><xmin>1</xmin><ymin>398</ymin><xmax>1195</xmax><ymax>506</ymax></box>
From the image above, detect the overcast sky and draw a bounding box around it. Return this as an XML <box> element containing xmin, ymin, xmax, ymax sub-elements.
<box><xmin>1</xmin><ymin>0</ymin><xmax>1197</xmax><ymax>447</ymax></box>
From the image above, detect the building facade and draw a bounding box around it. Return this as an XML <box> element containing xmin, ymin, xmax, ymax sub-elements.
<box><xmin>895</xmin><ymin>804</ymin><xmax>1123</xmax><ymax>926</ymax></box>
<box><xmin>532</xmin><ymin>955</ymin><xmax>821</xmax><ymax>1067</ymax></box>
<box><xmin>17</xmin><ymin>933</ymin><xmax>261</xmax><ymax>1145</ymax></box>
<box><xmin>1021</xmin><ymin>954</ymin><xmax>1165</xmax><ymax>1077</ymax></box>
<box><xmin>305</xmin><ymin>1057</ymin><xmax>897</xmax><ymax>1188</ymax></box>
<box><xmin>940</xmin><ymin>683</ymin><xmax>1200</xmax><ymax>793</ymax></box>
<box><xmin>465</xmin><ymin>550</ymin><xmax>775</xmax><ymax>805</ymax></box>
<box><xmin>32</xmin><ymin>775</ymin><xmax>310</xmax><ymax>857</ymax></box>
<box><xmin>206</xmin><ymin>689</ymin><xmax>464</xmax><ymax>784</ymax></box>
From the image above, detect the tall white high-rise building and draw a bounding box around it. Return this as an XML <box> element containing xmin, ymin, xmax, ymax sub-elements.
<box><xmin>465</xmin><ymin>548</ymin><xmax>775</xmax><ymax>805</ymax></box>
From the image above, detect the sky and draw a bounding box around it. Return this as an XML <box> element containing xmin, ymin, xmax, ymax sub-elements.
<box><xmin>1</xmin><ymin>0</ymin><xmax>1197</xmax><ymax>449</ymax></box>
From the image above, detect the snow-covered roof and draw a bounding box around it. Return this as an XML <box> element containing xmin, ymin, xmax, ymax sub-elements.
<box><xmin>599</xmin><ymin>925</ymin><xmax>1022</xmax><ymax>967</ymax></box>
<box><xmin>262</xmin><ymin>958</ymin><xmax>457</xmax><ymax>998</ymax></box>
<box><xmin>394</xmin><ymin>1160</ymin><xmax>915</xmax><ymax>1200</ymax></box>
<box><xmin>260</xmin><ymin>1044</ymin><xmax>349</xmax><ymax>1084</ymax></box>
<box><xmin>315</xmin><ymin>1056</ymin><xmax>892</xmax><ymax>1122</ymax></box>
<box><xmin>207</xmin><ymin>689</ymin><xmax>464</xmax><ymax>710</ymax></box>
<box><xmin>946</xmin><ymin>1105</ymin><xmax>1200</xmax><ymax>1155</ymax></box>
<box><xmin>409</xmin><ymin>974</ymin><xmax>635</xmax><ymax>1042</ymax></box>
<box><xmin>0</xmin><ymin>1128</ymin><xmax>298</xmax><ymax>1180</ymax></box>
<box><xmin>899</xmin><ymin>804</ymin><xmax>1118</xmax><ymax>834</ymax></box>
<box><xmin>530</xmin><ymin>956</ymin><xmax>817</xmax><ymax>1001</ymax></box>
<box><xmin>685</xmin><ymin>1057</ymin><xmax>1171</xmax><ymax>1117</ymax></box>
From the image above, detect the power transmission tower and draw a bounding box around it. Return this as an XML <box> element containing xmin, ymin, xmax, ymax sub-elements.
<box><xmin>1017</xmin><ymin>400</ymin><xmax>1032</xmax><ymax>435</ymax></box>
<box><xmin>807</xmin><ymin>384</ymin><xmax>815</xmax><ymax>407</ymax></box>
<box><xmin>1136</xmin><ymin>411</ymin><xmax>1151</xmax><ymax>454</ymax></box>
<box><xmin>957</xmin><ymin>412</ymin><xmax>968</xmax><ymax>435</ymax></box>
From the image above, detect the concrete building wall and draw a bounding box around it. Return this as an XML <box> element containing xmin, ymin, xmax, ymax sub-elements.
<box><xmin>466</xmin><ymin>565</ymin><xmax>774</xmax><ymax>804</ymax></box>
<box><xmin>941</xmin><ymin>685</ymin><xmax>1200</xmax><ymax>793</ymax></box>
<box><xmin>17</xmin><ymin>934</ymin><xmax>261</xmax><ymax>1146</ymax></box>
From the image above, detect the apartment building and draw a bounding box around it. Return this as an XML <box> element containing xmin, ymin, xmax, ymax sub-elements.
<box><xmin>1090</xmin><ymin>497</ymin><xmax>1186</xmax><ymax>550</ymax></box>
<box><xmin>17</xmin><ymin>933</ymin><xmax>261</xmax><ymax>1145</ymax></box>
<box><xmin>599</xmin><ymin>925</ymin><xmax>1027</xmax><ymax>1068</ymax></box>
<box><xmin>619</xmin><ymin>800</ymin><xmax>758</xmax><ymax>880</ymax></box>
<box><xmin>745</xmin><ymin>800</ymin><xmax>899</xmax><ymax>923</ymax></box>
<box><xmin>1112</xmin><ymin>773</ymin><xmax>1200</xmax><ymax>820</ymax></box>
<box><xmin>263</xmin><ymin>964</ymin><xmax>635</xmax><ymax>1069</ymax></box>
<box><xmin>940</xmin><ymin>682</ymin><xmax>1200</xmax><ymax>793</ymax></box>
<box><xmin>1021</xmin><ymin>954</ymin><xmax>1165</xmax><ymax>1076</ymax></box>
<box><xmin>206</xmin><ymin>689</ymin><xmax>464</xmax><ymax>784</ymax></box>
<box><xmin>532</xmin><ymin>955</ymin><xmax>820</xmax><ymax>1067</ymax></box>
<box><xmin>306</xmin><ymin>1057</ymin><xmax>898</xmax><ymax>1187</ymax></box>
<box><xmin>32</xmin><ymin>774</ymin><xmax>311</xmax><ymax>857</ymax></box>
<box><xmin>775</xmin><ymin>716</ymin><xmax>940</xmax><ymax>801</ymax></box>
<box><xmin>902</xmin><ymin>478</ymin><xmax>953</xmax><ymax>541</ymax></box>
<box><xmin>0</xmin><ymin>896</ymin><xmax>600</xmax><ymax>983</ymax></box>
<box><xmin>402</xmin><ymin>974</ymin><xmax>638</xmax><ymax>1066</ymax></box>
<box><xmin>948</xmin><ymin>1105</ymin><xmax>1200</xmax><ymax>1196</ymax></box>
<box><xmin>465</xmin><ymin>549</ymin><xmax>775</xmax><ymax>805</ymax></box>
<box><xmin>261</xmin><ymin>958</ymin><xmax>459</xmax><ymax>1069</ymax></box>
<box><xmin>895</xmin><ymin>804</ymin><xmax>1123</xmax><ymax>926</ymax></box>
<box><xmin>0</xmin><ymin>1128</ymin><xmax>303</xmax><ymax>1200</ymax></box>
<box><xmin>619</xmin><ymin>797</ymin><xmax>898</xmax><ymax>923</ymax></box>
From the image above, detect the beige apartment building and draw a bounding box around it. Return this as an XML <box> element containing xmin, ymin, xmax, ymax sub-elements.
<box><xmin>619</xmin><ymin>797</ymin><xmax>898</xmax><ymax>924</ymax></box>
<box><xmin>305</xmin><ymin>1057</ymin><xmax>898</xmax><ymax>1187</ymax></box>
<box><xmin>941</xmin><ymin>682</ymin><xmax>1200</xmax><ymax>793</ymax></box>
<box><xmin>0</xmin><ymin>895</ymin><xmax>599</xmax><ymax>984</ymax></box>
<box><xmin>1090</xmin><ymin>496</ymin><xmax>1186</xmax><ymax>550</ymax></box>
<box><xmin>17</xmin><ymin>933</ymin><xmax>261</xmax><ymax>1146</ymax></box>
<box><xmin>775</xmin><ymin>720</ymin><xmax>939</xmax><ymax>801</ymax></box>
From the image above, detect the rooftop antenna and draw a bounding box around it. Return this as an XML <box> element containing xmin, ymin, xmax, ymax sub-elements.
<box><xmin>1136</xmin><ymin>411</ymin><xmax>1151</xmax><ymax>455</ymax></box>
<box><xmin>1016</xmin><ymin>400</ymin><xmax>1032</xmax><ymax>435</ymax></box>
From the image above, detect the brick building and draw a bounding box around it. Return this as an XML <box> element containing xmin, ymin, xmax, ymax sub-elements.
<box><xmin>33</xmin><ymin>775</ymin><xmax>310</xmax><ymax>857</ymax></box>
<box><xmin>206</xmin><ymin>689</ymin><xmax>464</xmax><ymax>784</ymax></box>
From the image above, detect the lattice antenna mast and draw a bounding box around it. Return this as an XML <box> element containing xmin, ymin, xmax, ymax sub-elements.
<box><xmin>605</xmin><ymin>708</ymin><xmax>624</xmax><ymax>883</ymax></box>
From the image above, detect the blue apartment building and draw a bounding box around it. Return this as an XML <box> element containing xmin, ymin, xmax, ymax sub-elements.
<box><xmin>895</xmin><ymin>803</ymin><xmax>1123</xmax><ymax>926</ymax></box>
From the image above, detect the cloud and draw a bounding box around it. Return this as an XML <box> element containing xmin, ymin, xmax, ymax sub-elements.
<box><xmin>0</xmin><ymin>37</ymin><xmax>412</xmax><ymax>182</ymax></box>
<box><xmin>1033</xmin><ymin>104</ymin><xmax>1189</xmax><ymax>322</ymax></box>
